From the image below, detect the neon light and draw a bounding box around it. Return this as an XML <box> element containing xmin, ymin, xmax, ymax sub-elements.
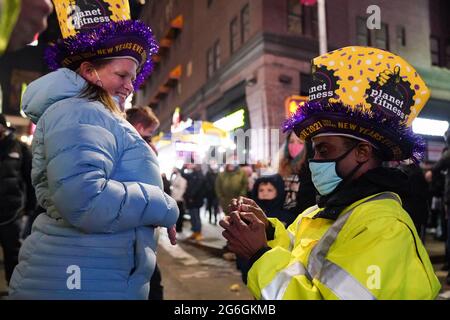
<box><xmin>213</xmin><ymin>109</ymin><xmax>245</xmax><ymax>131</ymax></box>
<box><xmin>412</xmin><ymin>118</ymin><xmax>449</xmax><ymax>136</ymax></box>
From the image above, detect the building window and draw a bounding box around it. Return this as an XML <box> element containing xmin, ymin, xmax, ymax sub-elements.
<box><xmin>230</xmin><ymin>17</ymin><xmax>239</xmax><ymax>53</ymax></box>
<box><xmin>430</xmin><ymin>36</ymin><xmax>440</xmax><ymax>66</ymax></box>
<box><xmin>287</xmin><ymin>0</ymin><xmax>303</xmax><ymax>34</ymax></box>
<box><xmin>207</xmin><ymin>47</ymin><xmax>214</xmax><ymax>78</ymax></box>
<box><xmin>396</xmin><ymin>25</ymin><xmax>406</xmax><ymax>47</ymax></box>
<box><xmin>356</xmin><ymin>16</ymin><xmax>369</xmax><ymax>45</ymax></box>
<box><xmin>207</xmin><ymin>40</ymin><xmax>220</xmax><ymax>78</ymax></box>
<box><xmin>374</xmin><ymin>22</ymin><xmax>389</xmax><ymax>50</ymax></box>
<box><xmin>356</xmin><ymin>17</ymin><xmax>389</xmax><ymax>50</ymax></box>
<box><xmin>310</xmin><ymin>4</ymin><xmax>318</xmax><ymax>38</ymax></box>
<box><xmin>214</xmin><ymin>40</ymin><xmax>221</xmax><ymax>70</ymax></box>
<box><xmin>241</xmin><ymin>4</ymin><xmax>250</xmax><ymax>44</ymax></box>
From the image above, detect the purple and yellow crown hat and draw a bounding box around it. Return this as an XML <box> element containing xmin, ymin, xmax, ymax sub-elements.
<box><xmin>45</xmin><ymin>0</ymin><xmax>158</xmax><ymax>89</ymax></box>
<box><xmin>283</xmin><ymin>46</ymin><xmax>430</xmax><ymax>162</ymax></box>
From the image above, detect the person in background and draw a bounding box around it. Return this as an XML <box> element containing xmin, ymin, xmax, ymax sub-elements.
<box><xmin>433</xmin><ymin>131</ymin><xmax>450</xmax><ymax>285</ymax></box>
<box><xmin>397</xmin><ymin>161</ymin><xmax>430</xmax><ymax>241</ymax></box>
<box><xmin>0</xmin><ymin>0</ymin><xmax>53</xmax><ymax>55</ymax></box>
<box><xmin>278</xmin><ymin>132</ymin><xmax>317</xmax><ymax>221</ymax></box>
<box><xmin>171</xmin><ymin>168</ymin><xmax>187</xmax><ymax>233</ymax></box>
<box><xmin>161</xmin><ymin>173</ymin><xmax>171</xmax><ymax>196</ymax></box>
<box><xmin>241</xmin><ymin>164</ymin><xmax>257</xmax><ymax>197</ymax></box>
<box><xmin>252</xmin><ymin>174</ymin><xmax>292</xmax><ymax>227</ymax></box>
<box><xmin>125</xmin><ymin>105</ymin><xmax>169</xmax><ymax>300</ymax></box>
<box><xmin>184</xmin><ymin>164</ymin><xmax>205</xmax><ymax>241</ymax></box>
<box><xmin>215</xmin><ymin>161</ymin><xmax>248</xmax><ymax>215</ymax></box>
<box><xmin>125</xmin><ymin>106</ymin><xmax>160</xmax><ymax>155</ymax></box>
<box><xmin>205</xmin><ymin>165</ymin><xmax>219</xmax><ymax>225</ymax></box>
<box><xmin>0</xmin><ymin>114</ymin><xmax>36</xmax><ymax>285</ymax></box>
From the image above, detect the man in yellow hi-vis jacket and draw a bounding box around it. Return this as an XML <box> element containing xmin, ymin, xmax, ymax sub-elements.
<box><xmin>220</xmin><ymin>46</ymin><xmax>441</xmax><ymax>300</ymax></box>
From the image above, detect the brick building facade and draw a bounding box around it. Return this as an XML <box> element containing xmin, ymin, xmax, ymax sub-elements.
<box><xmin>136</xmin><ymin>0</ymin><xmax>450</xmax><ymax>161</ymax></box>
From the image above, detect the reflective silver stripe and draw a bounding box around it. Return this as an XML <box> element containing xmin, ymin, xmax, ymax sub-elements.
<box><xmin>319</xmin><ymin>260</ymin><xmax>376</xmax><ymax>300</ymax></box>
<box><xmin>306</xmin><ymin>208</ymin><xmax>355</xmax><ymax>280</ymax></box>
<box><xmin>288</xmin><ymin>232</ymin><xmax>295</xmax><ymax>251</ymax></box>
<box><xmin>307</xmin><ymin>192</ymin><xmax>399</xmax><ymax>280</ymax></box>
<box><xmin>261</xmin><ymin>262</ymin><xmax>307</xmax><ymax>300</ymax></box>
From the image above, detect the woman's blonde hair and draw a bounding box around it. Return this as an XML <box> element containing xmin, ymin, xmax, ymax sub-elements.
<box><xmin>77</xmin><ymin>59</ymin><xmax>123</xmax><ymax>115</ymax></box>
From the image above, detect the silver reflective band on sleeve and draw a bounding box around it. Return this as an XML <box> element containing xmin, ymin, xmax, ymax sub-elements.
<box><xmin>288</xmin><ymin>232</ymin><xmax>295</xmax><ymax>251</ymax></box>
<box><xmin>306</xmin><ymin>208</ymin><xmax>354</xmax><ymax>280</ymax></box>
<box><xmin>319</xmin><ymin>260</ymin><xmax>376</xmax><ymax>300</ymax></box>
<box><xmin>261</xmin><ymin>261</ymin><xmax>307</xmax><ymax>300</ymax></box>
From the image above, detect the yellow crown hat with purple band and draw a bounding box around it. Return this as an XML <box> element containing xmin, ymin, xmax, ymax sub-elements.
<box><xmin>283</xmin><ymin>46</ymin><xmax>430</xmax><ymax>162</ymax></box>
<box><xmin>45</xmin><ymin>0</ymin><xmax>159</xmax><ymax>89</ymax></box>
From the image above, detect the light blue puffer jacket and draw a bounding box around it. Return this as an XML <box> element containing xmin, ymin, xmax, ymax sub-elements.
<box><xmin>8</xmin><ymin>68</ymin><xmax>179</xmax><ymax>299</ymax></box>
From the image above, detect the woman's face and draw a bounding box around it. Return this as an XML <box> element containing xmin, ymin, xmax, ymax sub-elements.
<box><xmin>82</xmin><ymin>58</ymin><xmax>137</xmax><ymax>106</ymax></box>
<box><xmin>288</xmin><ymin>132</ymin><xmax>304</xmax><ymax>158</ymax></box>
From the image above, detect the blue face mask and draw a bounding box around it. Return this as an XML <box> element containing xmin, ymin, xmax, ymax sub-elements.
<box><xmin>309</xmin><ymin>144</ymin><xmax>358</xmax><ymax>196</ymax></box>
<box><xmin>309</xmin><ymin>161</ymin><xmax>342</xmax><ymax>196</ymax></box>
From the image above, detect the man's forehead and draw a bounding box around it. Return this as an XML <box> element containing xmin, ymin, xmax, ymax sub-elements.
<box><xmin>311</xmin><ymin>135</ymin><xmax>341</xmax><ymax>146</ymax></box>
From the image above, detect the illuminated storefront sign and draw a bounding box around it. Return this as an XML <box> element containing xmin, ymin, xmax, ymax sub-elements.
<box><xmin>213</xmin><ymin>108</ymin><xmax>245</xmax><ymax>132</ymax></box>
<box><xmin>284</xmin><ymin>95</ymin><xmax>308</xmax><ymax>117</ymax></box>
<box><xmin>412</xmin><ymin>117</ymin><xmax>449</xmax><ymax>136</ymax></box>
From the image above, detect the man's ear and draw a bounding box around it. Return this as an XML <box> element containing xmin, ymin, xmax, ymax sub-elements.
<box><xmin>355</xmin><ymin>143</ymin><xmax>372</xmax><ymax>163</ymax></box>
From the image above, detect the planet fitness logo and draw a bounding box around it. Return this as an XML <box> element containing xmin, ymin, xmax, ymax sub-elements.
<box><xmin>67</xmin><ymin>1</ymin><xmax>112</xmax><ymax>31</ymax></box>
<box><xmin>365</xmin><ymin>66</ymin><xmax>415</xmax><ymax>122</ymax></box>
<box><xmin>308</xmin><ymin>65</ymin><xmax>340</xmax><ymax>103</ymax></box>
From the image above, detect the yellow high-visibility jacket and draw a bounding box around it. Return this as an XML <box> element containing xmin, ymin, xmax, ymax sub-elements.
<box><xmin>247</xmin><ymin>192</ymin><xmax>441</xmax><ymax>300</ymax></box>
<box><xmin>0</xmin><ymin>0</ymin><xmax>20</xmax><ymax>54</ymax></box>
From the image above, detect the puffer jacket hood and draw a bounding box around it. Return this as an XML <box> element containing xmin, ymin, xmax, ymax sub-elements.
<box><xmin>22</xmin><ymin>68</ymin><xmax>86</xmax><ymax>124</ymax></box>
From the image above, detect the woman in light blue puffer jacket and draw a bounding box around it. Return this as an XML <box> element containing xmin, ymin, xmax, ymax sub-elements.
<box><xmin>8</xmin><ymin>61</ymin><xmax>179</xmax><ymax>299</ymax></box>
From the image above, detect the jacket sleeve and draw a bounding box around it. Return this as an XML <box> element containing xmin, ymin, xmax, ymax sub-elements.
<box><xmin>180</xmin><ymin>176</ymin><xmax>187</xmax><ymax>195</ymax></box>
<box><xmin>215</xmin><ymin>174</ymin><xmax>224</xmax><ymax>203</ymax></box>
<box><xmin>265</xmin><ymin>217</ymin><xmax>295</xmax><ymax>250</ymax></box>
<box><xmin>239</xmin><ymin>171</ymin><xmax>249</xmax><ymax>196</ymax></box>
<box><xmin>247</xmin><ymin>215</ymin><xmax>440</xmax><ymax>300</ymax></box>
<box><xmin>43</xmin><ymin>108</ymin><xmax>178</xmax><ymax>234</ymax></box>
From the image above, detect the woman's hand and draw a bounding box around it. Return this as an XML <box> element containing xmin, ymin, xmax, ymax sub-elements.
<box><xmin>167</xmin><ymin>225</ymin><xmax>177</xmax><ymax>245</ymax></box>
